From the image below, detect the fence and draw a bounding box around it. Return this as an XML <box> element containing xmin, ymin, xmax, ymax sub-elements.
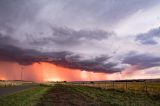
<box><xmin>71</xmin><ymin>80</ymin><xmax>160</xmax><ymax>95</ymax></box>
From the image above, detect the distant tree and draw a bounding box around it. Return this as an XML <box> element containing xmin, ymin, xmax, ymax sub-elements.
<box><xmin>90</xmin><ymin>81</ymin><xmax>94</xmax><ymax>84</ymax></box>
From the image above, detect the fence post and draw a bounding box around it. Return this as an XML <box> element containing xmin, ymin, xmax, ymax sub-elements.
<box><xmin>113</xmin><ymin>81</ymin><xmax>114</xmax><ymax>89</ymax></box>
<box><xmin>125</xmin><ymin>82</ymin><xmax>128</xmax><ymax>91</ymax></box>
<box><xmin>105</xmin><ymin>82</ymin><xmax>107</xmax><ymax>89</ymax></box>
<box><xmin>5</xmin><ymin>82</ymin><xmax>6</xmax><ymax>87</ymax></box>
<box><xmin>144</xmin><ymin>81</ymin><xmax>147</xmax><ymax>93</ymax></box>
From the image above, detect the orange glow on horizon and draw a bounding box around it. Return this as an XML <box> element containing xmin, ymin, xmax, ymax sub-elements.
<box><xmin>0</xmin><ymin>61</ymin><xmax>159</xmax><ymax>82</ymax></box>
<box><xmin>40</xmin><ymin>62</ymin><xmax>108</xmax><ymax>82</ymax></box>
<box><xmin>0</xmin><ymin>61</ymin><xmax>108</xmax><ymax>82</ymax></box>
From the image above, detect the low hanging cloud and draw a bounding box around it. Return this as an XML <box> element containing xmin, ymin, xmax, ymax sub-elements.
<box><xmin>123</xmin><ymin>52</ymin><xmax>160</xmax><ymax>69</ymax></box>
<box><xmin>0</xmin><ymin>42</ymin><xmax>121</xmax><ymax>73</ymax></box>
<box><xmin>0</xmin><ymin>27</ymin><xmax>124</xmax><ymax>73</ymax></box>
<box><xmin>1</xmin><ymin>24</ymin><xmax>160</xmax><ymax>73</ymax></box>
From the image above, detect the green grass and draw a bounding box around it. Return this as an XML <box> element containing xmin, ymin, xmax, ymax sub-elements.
<box><xmin>1</xmin><ymin>84</ymin><xmax>159</xmax><ymax>106</ymax></box>
<box><xmin>37</xmin><ymin>84</ymin><xmax>103</xmax><ymax>106</ymax></box>
<box><xmin>37</xmin><ymin>84</ymin><xmax>160</xmax><ymax>106</ymax></box>
<box><xmin>0</xmin><ymin>86</ymin><xmax>51</xmax><ymax>106</ymax></box>
<box><xmin>74</xmin><ymin>85</ymin><xmax>160</xmax><ymax>106</ymax></box>
<box><xmin>77</xmin><ymin>81</ymin><xmax>160</xmax><ymax>95</ymax></box>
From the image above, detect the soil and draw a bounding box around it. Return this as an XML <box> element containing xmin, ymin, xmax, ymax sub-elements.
<box><xmin>37</xmin><ymin>84</ymin><xmax>104</xmax><ymax>106</ymax></box>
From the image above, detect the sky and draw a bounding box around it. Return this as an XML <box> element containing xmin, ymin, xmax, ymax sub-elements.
<box><xmin>0</xmin><ymin>0</ymin><xmax>160</xmax><ymax>82</ymax></box>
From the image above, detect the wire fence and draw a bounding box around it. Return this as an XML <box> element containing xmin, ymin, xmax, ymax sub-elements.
<box><xmin>70</xmin><ymin>80</ymin><xmax>160</xmax><ymax>95</ymax></box>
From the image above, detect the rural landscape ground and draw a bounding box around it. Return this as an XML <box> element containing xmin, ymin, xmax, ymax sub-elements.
<box><xmin>0</xmin><ymin>80</ymin><xmax>160</xmax><ymax>106</ymax></box>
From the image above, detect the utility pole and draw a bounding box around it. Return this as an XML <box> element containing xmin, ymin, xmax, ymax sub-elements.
<box><xmin>119</xmin><ymin>71</ymin><xmax>122</xmax><ymax>80</ymax></box>
<box><xmin>21</xmin><ymin>66</ymin><xmax>24</xmax><ymax>81</ymax></box>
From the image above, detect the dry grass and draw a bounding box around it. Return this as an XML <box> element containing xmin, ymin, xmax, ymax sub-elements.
<box><xmin>74</xmin><ymin>81</ymin><xmax>160</xmax><ymax>95</ymax></box>
<box><xmin>0</xmin><ymin>80</ymin><xmax>33</xmax><ymax>87</ymax></box>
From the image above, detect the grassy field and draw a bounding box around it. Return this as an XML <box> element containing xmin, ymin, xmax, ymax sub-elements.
<box><xmin>0</xmin><ymin>80</ymin><xmax>34</xmax><ymax>87</ymax></box>
<box><xmin>73</xmin><ymin>80</ymin><xmax>160</xmax><ymax>95</ymax></box>
<box><xmin>0</xmin><ymin>85</ymin><xmax>51</xmax><ymax>106</ymax></box>
<box><xmin>0</xmin><ymin>82</ymin><xmax>159</xmax><ymax>106</ymax></box>
<box><xmin>37</xmin><ymin>84</ymin><xmax>160</xmax><ymax>106</ymax></box>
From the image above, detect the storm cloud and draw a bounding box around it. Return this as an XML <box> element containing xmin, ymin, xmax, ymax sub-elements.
<box><xmin>136</xmin><ymin>27</ymin><xmax>160</xmax><ymax>45</ymax></box>
<box><xmin>123</xmin><ymin>52</ymin><xmax>160</xmax><ymax>69</ymax></box>
<box><xmin>0</xmin><ymin>0</ymin><xmax>160</xmax><ymax>75</ymax></box>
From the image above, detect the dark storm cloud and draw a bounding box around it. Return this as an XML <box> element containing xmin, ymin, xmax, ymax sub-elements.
<box><xmin>123</xmin><ymin>52</ymin><xmax>160</xmax><ymax>69</ymax></box>
<box><xmin>0</xmin><ymin>34</ymin><xmax>17</xmax><ymax>45</ymax></box>
<box><xmin>47</xmin><ymin>54</ymin><xmax>120</xmax><ymax>73</ymax></box>
<box><xmin>30</xmin><ymin>26</ymin><xmax>114</xmax><ymax>46</ymax></box>
<box><xmin>0</xmin><ymin>32</ymin><xmax>119</xmax><ymax>72</ymax></box>
<box><xmin>0</xmin><ymin>31</ymin><xmax>120</xmax><ymax>73</ymax></box>
<box><xmin>0</xmin><ymin>0</ymin><xmax>160</xmax><ymax>74</ymax></box>
<box><xmin>136</xmin><ymin>27</ymin><xmax>160</xmax><ymax>45</ymax></box>
<box><xmin>0</xmin><ymin>45</ymin><xmax>41</xmax><ymax>65</ymax></box>
<box><xmin>0</xmin><ymin>23</ymin><xmax>119</xmax><ymax>73</ymax></box>
<box><xmin>0</xmin><ymin>43</ymin><xmax>120</xmax><ymax>73</ymax></box>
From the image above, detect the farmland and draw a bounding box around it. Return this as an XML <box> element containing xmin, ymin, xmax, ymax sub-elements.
<box><xmin>37</xmin><ymin>84</ymin><xmax>160</xmax><ymax>106</ymax></box>
<box><xmin>0</xmin><ymin>79</ymin><xmax>159</xmax><ymax>106</ymax></box>
<box><xmin>72</xmin><ymin>79</ymin><xmax>160</xmax><ymax>95</ymax></box>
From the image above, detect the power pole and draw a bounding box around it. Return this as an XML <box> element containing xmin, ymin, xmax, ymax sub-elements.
<box><xmin>21</xmin><ymin>66</ymin><xmax>24</xmax><ymax>81</ymax></box>
<box><xmin>119</xmin><ymin>71</ymin><xmax>122</xmax><ymax>80</ymax></box>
